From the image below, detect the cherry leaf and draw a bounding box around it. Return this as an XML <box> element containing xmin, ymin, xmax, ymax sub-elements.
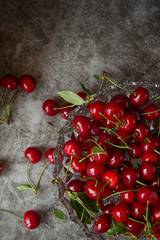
<box><xmin>57</xmin><ymin>91</ymin><xmax>85</xmax><ymax>105</ymax></box>
<box><xmin>6</xmin><ymin>104</ymin><xmax>11</xmax><ymax>118</ymax></box>
<box><xmin>106</xmin><ymin>225</ymin><xmax>127</xmax><ymax>236</ymax></box>
<box><xmin>94</xmin><ymin>75</ymin><xmax>101</xmax><ymax>80</ymax></box>
<box><xmin>79</xmin><ymin>82</ymin><xmax>90</xmax><ymax>96</ymax></box>
<box><xmin>16</xmin><ymin>185</ymin><xmax>32</xmax><ymax>191</ymax></box>
<box><xmin>92</xmin><ymin>146</ymin><xmax>104</xmax><ymax>153</ymax></box>
<box><xmin>53</xmin><ymin>209</ymin><xmax>67</xmax><ymax>220</ymax></box>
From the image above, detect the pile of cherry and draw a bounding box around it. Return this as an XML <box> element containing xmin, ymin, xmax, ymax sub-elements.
<box><xmin>48</xmin><ymin>78</ymin><xmax>160</xmax><ymax>239</ymax></box>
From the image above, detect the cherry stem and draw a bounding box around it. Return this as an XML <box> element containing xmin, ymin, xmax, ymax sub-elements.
<box><xmin>104</xmin><ymin>75</ymin><xmax>135</xmax><ymax>95</ymax></box>
<box><xmin>113</xmin><ymin>114</ymin><xmax>124</xmax><ymax>126</ymax></box>
<box><xmin>99</xmin><ymin>112</ymin><xmax>117</xmax><ymax>125</ymax></box>
<box><xmin>78</xmin><ymin>152</ymin><xmax>105</xmax><ymax>163</ymax></box>
<box><xmin>102</xmin><ymin>189</ymin><xmax>138</xmax><ymax>201</ymax></box>
<box><xmin>82</xmin><ymin>177</ymin><xmax>98</xmax><ymax>187</ymax></box>
<box><xmin>104</xmin><ymin>140</ymin><xmax>129</xmax><ymax>149</ymax></box>
<box><xmin>0</xmin><ymin>210</ymin><xmax>23</xmax><ymax>220</ymax></box>
<box><xmin>26</xmin><ymin>161</ymin><xmax>37</xmax><ymax>194</ymax></box>
<box><xmin>141</xmin><ymin>108</ymin><xmax>160</xmax><ymax>115</ymax></box>
<box><xmin>100</xmin><ymin>126</ymin><xmax>128</xmax><ymax>146</ymax></box>
<box><xmin>53</xmin><ymin>156</ymin><xmax>73</xmax><ymax>183</ymax></box>
<box><xmin>136</xmin><ymin>180</ymin><xmax>148</xmax><ymax>187</ymax></box>
<box><xmin>121</xmin><ymin>163</ymin><xmax>129</xmax><ymax>169</ymax></box>
<box><xmin>128</xmin><ymin>217</ymin><xmax>146</xmax><ymax>226</ymax></box>
<box><xmin>85</xmin><ymin>139</ymin><xmax>105</xmax><ymax>152</ymax></box>
<box><xmin>154</xmin><ymin>149</ymin><xmax>160</xmax><ymax>155</ymax></box>
<box><xmin>35</xmin><ymin>161</ymin><xmax>49</xmax><ymax>189</ymax></box>
<box><xmin>54</xmin><ymin>104</ymin><xmax>75</xmax><ymax>110</ymax></box>
<box><xmin>96</xmin><ymin>181</ymin><xmax>109</xmax><ymax>205</ymax></box>
<box><xmin>149</xmin><ymin>95</ymin><xmax>160</xmax><ymax>102</ymax></box>
<box><xmin>48</xmin><ymin>122</ymin><xmax>78</xmax><ymax>134</ymax></box>
<box><xmin>68</xmin><ymin>191</ymin><xmax>98</xmax><ymax>221</ymax></box>
<box><xmin>8</xmin><ymin>88</ymin><xmax>22</xmax><ymax>105</ymax></box>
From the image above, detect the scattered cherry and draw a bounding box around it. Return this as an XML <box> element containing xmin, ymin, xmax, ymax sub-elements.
<box><xmin>19</xmin><ymin>74</ymin><xmax>36</xmax><ymax>93</ymax></box>
<box><xmin>24</xmin><ymin>147</ymin><xmax>42</xmax><ymax>164</ymax></box>
<box><xmin>23</xmin><ymin>210</ymin><xmax>41</xmax><ymax>229</ymax></box>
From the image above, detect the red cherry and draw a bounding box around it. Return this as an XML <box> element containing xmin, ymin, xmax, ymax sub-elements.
<box><xmin>110</xmin><ymin>94</ymin><xmax>130</xmax><ymax>111</ymax></box>
<box><xmin>89</xmin><ymin>101</ymin><xmax>106</xmax><ymax>121</ymax></box>
<box><xmin>132</xmin><ymin>122</ymin><xmax>150</xmax><ymax>142</ymax></box>
<box><xmin>122</xmin><ymin>168</ymin><xmax>141</xmax><ymax>187</ymax></box>
<box><xmin>131</xmin><ymin>200</ymin><xmax>146</xmax><ymax>219</ymax></box>
<box><xmin>126</xmin><ymin>218</ymin><xmax>143</xmax><ymax>235</ymax></box>
<box><xmin>118</xmin><ymin>161</ymin><xmax>133</xmax><ymax>174</ymax></box>
<box><xmin>103</xmin><ymin>204</ymin><xmax>114</xmax><ymax>216</ymax></box>
<box><xmin>63</xmin><ymin>139</ymin><xmax>82</xmax><ymax>157</ymax></box>
<box><xmin>72</xmin><ymin>115</ymin><xmax>91</xmax><ymax>135</ymax></box>
<box><xmin>88</xmin><ymin>145</ymin><xmax>109</xmax><ymax>163</ymax></box>
<box><xmin>23</xmin><ymin>210</ymin><xmax>41</xmax><ymax>229</ymax></box>
<box><xmin>140</xmin><ymin>135</ymin><xmax>160</xmax><ymax>154</ymax></box>
<box><xmin>142</xmin><ymin>152</ymin><xmax>160</xmax><ymax>164</ymax></box>
<box><xmin>24</xmin><ymin>147</ymin><xmax>42</xmax><ymax>164</ymax></box>
<box><xmin>45</xmin><ymin>148</ymin><xmax>55</xmax><ymax>164</ymax></box>
<box><xmin>114</xmin><ymin>129</ymin><xmax>131</xmax><ymax>145</ymax></box>
<box><xmin>114</xmin><ymin>180</ymin><xmax>126</xmax><ymax>192</ymax></box>
<box><xmin>128</xmin><ymin>142</ymin><xmax>142</xmax><ymax>159</ymax></box>
<box><xmin>103</xmin><ymin>102</ymin><xmax>125</xmax><ymax>123</ymax></box>
<box><xmin>66</xmin><ymin>179</ymin><xmax>84</xmax><ymax>192</ymax></box>
<box><xmin>143</xmin><ymin>222</ymin><xmax>159</xmax><ymax>238</ymax></box>
<box><xmin>90</xmin><ymin>120</ymin><xmax>104</xmax><ymax>136</ymax></box>
<box><xmin>71</xmin><ymin>156</ymin><xmax>88</xmax><ymax>173</ymax></box>
<box><xmin>143</xmin><ymin>104</ymin><xmax>160</xmax><ymax>120</ymax></box>
<box><xmin>60</xmin><ymin>103</ymin><xmax>72</xmax><ymax>119</ymax></box>
<box><xmin>77</xmin><ymin>91</ymin><xmax>87</xmax><ymax>99</ymax></box>
<box><xmin>119</xmin><ymin>113</ymin><xmax>137</xmax><ymax>132</ymax></box>
<box><xmin>97</xmin><ymin>132</ymin><xmax>114</xmax><ymax>149</ymax></box>
<box><xmin>76</xmin><ymin>133</ymin><xmax>93</xmax><ymax>152</ymax></box>
<box><xmin>140</xmin><ymin>162</ymin><xmax>156</xmax><ymax>180</ymax></box>
<box><xmin>85</xmin><ymin>179</ymin><xmax>106</xmax><ymax>200</ymax></box>
<box><xmin>121</xmin><ymin>187</ymin><xmax>137</xmax><ymax>203</ymax></box>
<box><xmin>129</xmin><ymin>87</ymin><xmax>149</xmax><ymax>107</ymax></box>
<box><xmin>103</xmin><ymin>170</ymin><xmax>120</xmax><ymax>188</ymax></box>
<box><xmin>107</xmin><ymin>148</ymin><xmax>125</xmax><ymax>168</ymax></box>
<box><xmin>0</xmin><ymin>162</ymin><xmax>3</xmax><ymax>174</ymax></box>
<box><xmin>19</xmin><ymin>75</ymin><xmax>36</xmax><ymax>93</ymax></box>
<box><xmin>94</xmin><ymin>214</ymin><xmax>111</xmax><ymax>233</ymax></box>
<box><xmin>112</xmin><ymin>203</ymin><xmax>130</xmax><ymax>223</ymax></box>
<box><xmin>152</xmin><ymin>208</ymin><xmax>160</xmax><ymax>222</ymax></box>
<box><xmin>86</xmin><ymin>162</ymin><xmax>104</xmax><ymax>178</ymax></box>
<box><xmin>42</xmin><ymin>99</ymin><xmax>59</xmax><ymax>116</ymax></box>
<box><xmin>1</xmin><ymin>74</ymin><xmax>19</xmax><ymax>90</ymax></box>
<box><xmin>138</xmin><ymin>186</ymin><xmax>159</xmax><ymax>205</ymax></box>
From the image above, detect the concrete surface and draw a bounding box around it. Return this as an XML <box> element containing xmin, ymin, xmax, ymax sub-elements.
<box><xmin>0</xmin><ymin>0</ymin><xmax>160</xmax><ymax>239</ymax></box>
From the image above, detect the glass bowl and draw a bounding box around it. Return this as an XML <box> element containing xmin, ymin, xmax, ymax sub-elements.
<box><xmin>53</xmin><ymin>79</ymin><xmax>160</xmax><ymax>240</ymax></box>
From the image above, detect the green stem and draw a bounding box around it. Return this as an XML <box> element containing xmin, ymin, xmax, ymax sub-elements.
<box><xmin>104</xmin><ymin>140</ymin><xmax>129</xmax><ymax>149</ymax></box>
<box><xmin>85</xmin><ymin>139</ymin><xmax>105</xmax><ymax>152</ymax></box>
<box><xmin>96</xmin><ymin>181</ymin><xmax>109</xmax><ymax>205</ymax></box>
<box><xmin>82</xmin><ymin>177</ymin><xmax>98</xmax><ymax>187</ymax></box>
<box><xmin>26</xmin><ymin>161</ymin><xmax>37</xmax><ymax>194</ymax></box>
<box><xmin>78</xmin><ymin>152</ymin><xmax>105</xmax><ymax>163</ymax></box>
<box><xmin>0</xmin><ymin>210</ymin><xmax>23</xmax><ymax>220</ymax></box>
<box><xmin>48</xmin><ymin>122</ymin><xmax>78</xmax><ymax>134</ymax></box>
<box><xmin>54</xmin><ymin>104</ymin><xmax>75</xmax><ymax>110</ymax></box>
<box><xmin>149</xmin><ymin>95</ymin><xmax>160</xmax><ymax>102</ymax></box>
<box><xmin>8</xmin><ymin>88</ymin><xmax>22</xmax><ymax>105</ymax></box>
<box><xmin>99</xmin><ymin>112</ymin><xmax>117</xmax><ymax>125</ymax></box>
<box><xmin>113</xmin><ymin>114</ymin><xmax>124</xmax><ymax>126</ymax></box>
<box><xmin>105</xmin><ymin>76</ymin><xmax>134</xmax><ymax>95</ymax></box>
<box><xmin>128</xmin><ymin>217</ymin><xmax>146</xmax><ymax>226</ymax></box>
<box><xmin>35</xmin><ymin>162</ymin><xmax>49</xmax><ymax>189</ymax></box>
<box><xmin>136</xmin><ymin>180</ymin><xmax>148</xmax><ymax>186</ymax></box>
<box><xmin>154</xmin><ymin>149</ymin><xmax>160</xmax><ymax>155</ymax></box>
<box><xmin>141</xmin><ymin>109</ymin><xmax>160</xmax><ymax>115</ymax></box>
<box><xmin>103</xmin><ymin>189</ymin><xmax>138</xmax><ymax>201</ymax></box>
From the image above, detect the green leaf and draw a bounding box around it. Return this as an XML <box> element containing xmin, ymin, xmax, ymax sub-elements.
<box><xmin>0</xmin><ymin>120</ymin><xmax>4</xmax><ymax>125</ymax></box>
<box><xmin>70</xmin><ymin>197</ymin><xmax>91</xmax><ymax>224</ymax></box>
<box><xmin>6</xmin><ymin>104</ymin><xmax>11</xmax><ymax>118</ymax></box>
<box><xmin>106</xmin><ymin>225</ymin><xmax>127</xmax><ymax>236</ymax></box>
<box><xmin>16</xmin><ymin>185</ymin><xmax>32</xmax><ymax>191</ymax></box>
<box><xmin>74</xmin><ymin>192</ymin><xmax>100</xmax><ymax>213</ymax></box>
<box><xmin>113</xmin><ymin>219</ymin><xmax>128</xmax><ymax>230</ymax></box>
<box><xmin>57</xmin><ymin>91</ymin><xmax>85</xmax><ymax>105</ymax></box>
<box><xmin>53</xmin><ymin>209</ymin><xmax>67</xmax><ymax>220</ymax></box>
<box><xmin>94</xmin><ymin>75</ymin><xmax>101</xmax><ymax>80</ymax></box>
<box><xmin>79</xmin><ymin>82</ymin><xmax>90</xmax><ymax>96</ymax></box>
<box><xmin>92</xmin><ymin>146</ymin><xmax>104</xmax><ymax>153</ymax></box>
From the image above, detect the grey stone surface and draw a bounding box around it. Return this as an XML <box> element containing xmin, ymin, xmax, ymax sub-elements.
<box><xmin>0</xmin><ymin>0</ymin><xmax>160</xmax><ymax>239</ymax></box>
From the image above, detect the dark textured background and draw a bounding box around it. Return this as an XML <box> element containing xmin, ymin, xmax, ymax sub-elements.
<box><xmin>0</xmin><ymin>0</ymin><xmax>160</xmax><ymax>239</ymax></box>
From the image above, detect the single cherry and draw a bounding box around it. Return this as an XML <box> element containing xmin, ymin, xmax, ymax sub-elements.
<box><xmin>107</xmin><ymin>148</ymin><xmax>125</xmax><ymax>168</ymax></box>
<box><xmin>103</xmin><ymin>102</ymin><xmax>125</xmax><ymax>123</ymax></box>
<box><xmin>129</xmin><ymin>87</ymin><xmax>149</xmax><ymax>107</ymax></box>
<box><xmin>103</xmin><ymin>170</ymin><xmax>120</xmax><ymax>188</ymax></box>
<box><xmin>89</xmin><ymin>101</ymin><xmax>106</xmax><ymax>121</ymax></box>
<box><xmin>142</xmin><ymin>104</ymin><xmax>160</xmax><ymax>120</ymax></box>
<box><xmin>110</xmin><ymin>94</ymin><xmax>130</xmax><ymax>111</ymax></box>
<box><xmin>23</xmin><ymin>210</ymin><xmax>41</xmax><ymax>229</ymax></box>
<box><xmin>85</xmin><ymin>179</ymin><xmax>106</xmax><ymax>200</ymax></box>
<box><xmin>112</xmin><ymin>202</ymin><xmax>130</xmax><ymax>223</ymax></box>
<box><xmin>24</xmin><ymin>147</ymin><xmax>42</xmax><ymax>164</ymax></box>
<box><xmin>60</xmin><ymin>103</ymin><xmax>72</xmax><ymax>119</ymax></box>
<box><xmin>19</xmin><ymin>75</ymin><xmax>36</xmax><ymax>93</ymax></box>
<box><xmin>45</xmin><ymin>148</ymin><xmax>55</xmax><ymax>164</ymax></box>
<box><xmin>140</xmin><ymin>162</ymin><xmax>156</xmax><ymax>180</ymax></box>
<box><xmin>71</xmin><ymin>156</ymin><xmax>88</xmax><ymax>173</ymax></box>
<box><xmin>121</xmin><ymin>187</ymin><xmax>137</xmax><ymax>204</ymax></box>
<box><xmin>66</xmin><ymin>179</ymin><xmax>84</xmax><ymax>192</ymax></box>
<box><xmin>138</xmin><ymin>186</ymin><xmax>159</xmax><ymax>205</ymax></box>
<box><xmin>86</xmin><ymin>162</ymin><xmax>105</xmax><ymax>178</ymax></box>
<box><xmin>72</xmin><ymin>115</ymin><xmax>91</xmax><ymax>135</ymax></box>
<box><xmin>126</xmin><ymin>218</ymin><xmax>143</xmax><ymax>235</ymax></box>
<box><xmin>63</xmin><ymin>139</ymin><xmax>82</xmax><ymax>157</ymax></box>
<box><xmin>42</xmin><ymin>99</ymin><xmax>59</xmax><ymax>116</ymax></box>
<box><xmin>131</xmin><ymin>200</ymin><xmax>146</xmax><ymax>219</ymax></box>
<box><xmin>94</xmin><ymin>214</ymin><xmax>111</xmax><ymax>233</ymax></box>
<box><xmin>1</xmin><ymin>74</ymin><xmax>19</xmax><ymax>90</ymax></box>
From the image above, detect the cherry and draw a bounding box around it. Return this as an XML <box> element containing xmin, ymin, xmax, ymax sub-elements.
<box><xmin>114</xmin><ymin>129</ymin><xmax>131</xmax><ymax>145</ymax></box>
<box><xmin>97</xmin><ymin>132</ymin><xmax>114</xmax><ymax>149</ymax></box>
<box><xmin>114</xmin><ymin>180</ymin><xmax>126</xmax><ymax>192</ymax></box>
<box><xmin>103</xmin><ymin>118</ymin><xmax>116</xmax><ymax>128</ymax></box>
<box><xmin>45</xmin><ymin>148</ymin><xmax>55</xmax><ymax>164</ymax></box>
<box><xmin>63</xmin><ymin>139</ymin><xmax>82</xmax><ymax>157</ymax></box>
<box><xmin>119</xmin><ymin>113</ymin><xmax>137</xmax><ymax>132</ymax></box>
<box><xmin>90</xmin><ymin>120</ymin><xmax>104</xmax><ymax>136</ymax></box>
<box><xmin>60</xmin><ymin>103</ymin><xmax>72</xmax><ymax>119</ymax></box>
<box><xmin>110</xmin><ymin>93</ymin><xmax>130</xmax><ymax>111</ymax></box>
<box><xmin>142</xmin><ymin>152</ymin><xmax>160</xmax><ymax>164</ymax></box>
<box><xmin>131</xmin><ymin>200</ymin><xmax>146</xmax><ymax>219</ymax></box>
<box><xmin>89</xmin><ymin>101</ymin><xmax>106</xmax><ymax>121</ymax></box>
<box><xmin>103</xmin><ymin>170</ymin><xmax>119</xmax><ymax>188</ymax></box>
<box><xmin>126</xmin><ymin>218</ymin><xmax>143</xmax><ymax>235</ymax></box>
<box><xmin>86</xmin><ymin>162</ymin><xmax>104</xmax><ymax>178</ymax></box>
<box><xmin>94</xmin><ymin>214</ymin><xmax>111</xmax><ymax>233</ymax></box>
<box><xmin>152</xmin><ymin>208</ymin><xmax>160</xmax><ymax>222</ymax></box>
<box><xmin>128</xmin><ymin>142</ymin><xmax>142</xmax><ymax>159</ymax></box>
<box><xmin>77</xmin><ymin>133</ymin><xmax>93</xmax><ymax>151</ymax></box>
<box><xmin>102</xmin><ymin>186</ymin><xmax>114</xmax><ymax>199</ymax></box>
<box><xmin>66</xmin><ymin>179</ymin><xmax>84</xmax><ymax>192</ymax></box>
<box><xmin>19</xmin><ymin>75</ymin><xmax>36</xmax><ymax>93</ymax></box>
<box><xmin>88</xmin><ymin>145</ymin><xmax>109</xmax><ymax>163</ymax></box>
<box><xmin>132</xmin><ymin>122</ymin><xmax>150</xmax><ymax>142</ymax></box>
<box><xmin>107</xmin><ymin>148</ymin><xmax>125</xmax><ymax>168</ymax></box>
<box><xmin>122</xmin><ymin>168</ymin><xmax>141</xmax><ymax>187</ymax></box>
<box><xmin>112</xmin><ymin>202</ymin><xmax>130</xmax><ymax>223</ymax></box>
<box><xmin>77</xmin><ymin>91</ymin><xmax>87</xmax><ymax>99</ymax></box>
<box><xmin>121</xmin><ymin>187</ymin><xmax>137</xmax><ymax>203</ymax></box>
<box><xmin>118</xmin><ymin>160</ymin><xmax>133</xmax><ymax>174</ymax></box>
<box><xmin>85</xmin><ymin>179</ymin><xmax>106</xmax><ymax>200</ymax></box>
<box><xmin>0</xmin><ymin>162</ymin><xmax>3</xmax><ymax>174</ymax></box>
<box><xmin>24</xmin><ymin>147</ymin><xmax>42</xmax><ymax>164</ymax></box>
<box><xmin>143</xmin><ymin>222</ymin><xmax>159</xmax><ymax>238</ymax></box>
<box><xmin>23</xmin><ymin>210</ymin><xmax>41</xmax><ymax>229</ymax></box>
<box><xmin>129</xmin><ymin>87</ymin><xmax>149</xmax><ymax>107</ymax></box>
<box><xmin>129</xmin><ymin>106</ymin><xmax>143</xmax><ymax>121</ymax></box>
<box><xmin>140</xmin><ymin>162</ymin><xmax>156</xmax><ymax>180</ymax></box>
<box><xmin>1</xmin><ymin>74</ymin><xmax>19</xmax><ymax>90</ymax></box>
<box><xmin>71</xmin><ymin>156</ymin><xmax>88</xmax><ymax>173</ymax></box>
<box><xmin>42</xmin><ymin>99</ymin><xmax>59</xmax><ymax>116</ymax></box>
<box><xmin>138</xmin><ymin>186</ymin><xmax>159</xmax><ymax>205</ymax></box>
<box><xmin>103</xmin><ymin>102</ymin><xmax>125</xmax><ymax>123</ymax></box>
<box><xmin>149</xmin><ymin>177</ymin><xmax>160</xmax><ymax>190</ymax></box>
<box><xmin>140</xmin><ymin>135</ymin><xmax>160</xmax><ymax>154</ymax></box>
<box><xmin>142</xmin><ymin>104</ymin><xmax>160</xmax><ymax>120</ymax></box>
<box><xmin>103</xmin><ymin>204</ymin><xmax>114</xmax><ymax>216</ymax></box>
<box><xmin>72</xmin><ymin>115</ymin><xmax>91</xmax><ymax>135</ymax></box>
